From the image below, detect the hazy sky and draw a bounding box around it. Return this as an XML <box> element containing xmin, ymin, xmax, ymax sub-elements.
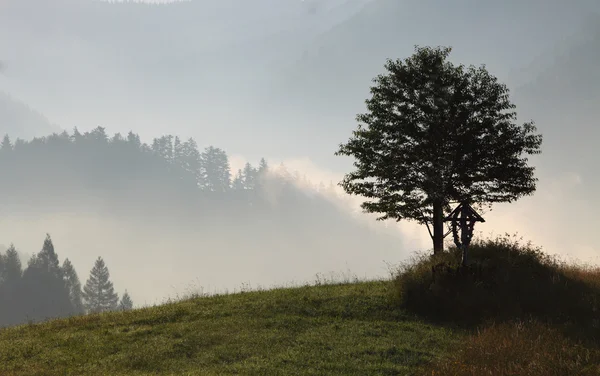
<box><xmin>1</xmin><ymin>0</ymin><xmax>599</xmax><ymax>305</ymax></box>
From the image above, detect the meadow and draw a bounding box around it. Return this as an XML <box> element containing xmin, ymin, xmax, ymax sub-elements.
<box><xmin>1</xmin><ymin>235</ymin><xmax>599</xmax><ymax>375</ymax></box>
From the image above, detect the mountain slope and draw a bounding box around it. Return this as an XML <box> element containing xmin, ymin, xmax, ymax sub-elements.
<box><xmin>0</xmin><ymin>92</ymin><xmax>59</xmax><ymax>139</ymax></box>
<box><xmin>274</xmin><ymin>0</ymin><xmax>600</xmax><ymax>117</ymax></box>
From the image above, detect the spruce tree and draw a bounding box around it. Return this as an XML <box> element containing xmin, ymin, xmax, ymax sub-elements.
<box><xmin>62</xmin><ymin>259</ymin><xmax>85</xmax><ymax>315</ymax></box>
<box><xmin>20</xmin><ymin>234</ymin><xmax>74</xmax><ymax>323</ymax></box>
<box><xmin>0</xmin><ymin>245</ymin><xmax>22</xmax><ymax>326</ymax></box>
<box><xmin>232</xmin><ymin>169</ymin><xmax>244</xmax><ymax>190</ymax></box>
<box><xmin>82</xmin><ymin>257</ymin><xmax>119</xmax><ymax>314</ymax></box>
<box><xmin>118</xmin><ymin>290</ymin><xmax>134</xmax><ymax>311</ymax></box>
<box><xmin>242</xmin><ymin>162</ymin><xmax>257</xmax><ymax>190</ymax></box>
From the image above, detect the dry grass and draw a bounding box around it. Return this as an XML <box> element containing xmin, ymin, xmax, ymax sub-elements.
<box><xmin>424</xmin><ymin>320</ymin><xmax>600</xmax><ymax>376</ymax></box>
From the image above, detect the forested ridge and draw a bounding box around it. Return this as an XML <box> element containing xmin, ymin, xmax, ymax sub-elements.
<box><xmin>0</xmin><ymin>127</ymin><xmax>403</xmax><ymax>328</ymax></box>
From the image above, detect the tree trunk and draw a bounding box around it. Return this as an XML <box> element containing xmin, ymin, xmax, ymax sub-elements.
<box><xmin>432</xmin><ymin>199</ymin><xmax>444</xmax><ymax>254</ymax></box>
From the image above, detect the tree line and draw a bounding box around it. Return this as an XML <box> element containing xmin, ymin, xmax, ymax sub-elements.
<box><xmin>0</xmin><ymin>234</ymin><xmax>132</xmax><ymax>328</ymax></box>
<box><xmin>0</xmin><ymin>127</ymin><xmax>341</xmax><ymax>213</ymax></box>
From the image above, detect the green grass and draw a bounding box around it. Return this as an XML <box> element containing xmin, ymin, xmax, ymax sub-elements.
<box><xmin>5</xmin><ymin>235</ymin><xmax>599</xmax><ymax>375</ymax></box>
<box><xmin>0</xmin><ymin>281</ymin><xmax>460</xmax><ymax>376</ymax></box>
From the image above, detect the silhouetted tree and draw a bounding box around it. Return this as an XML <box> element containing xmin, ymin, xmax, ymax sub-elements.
<box><xmin>82</xmin><ymin>257</ymin><xmax>119</xmax><ymax>313</ymax></box>
<box><xmin>118</xmin><ymin>290</ymin><xmax>133</xmax><ymax>311</ymax></box>
<box><xmin>242</xmin><ymin>162</ymin><xmax>257</xmax><ymax>190</ymax></box>
<box><xmin>62</xmin><ymin>258</ymin><xmax>85</xmax><ymax>315</ymax></box>
<box><xmin>0</xmin><ymin>134</ymin><xmax>12</xmax><ymax>152</ymax></box>
<box><xmin>336</xmin><ymin>46</ymin><xmax>543</xmax><ymax>254</ymax></box>
<box><xmin>0</xmin><ymin>244</ymin><xmax>23</xmax><ymax>326</ymax></box>
<box><xmin>20</xmin><ymin>234</ymin><xmax>74</xmax><ymax>322</ymax></box>
<box><xmin>200</xmin><ymin>146</ymin><xmax>231</xmax><ymax>191</ymax></box>
<box><xmin>181</xmin><ymin>137</ymin><xmax>203</xmax><ymax>187</ymax></box>
<box><xmin>232</xmin><ymin>169</ymin><xmax>244</xmax><ymax>190</ymax></box>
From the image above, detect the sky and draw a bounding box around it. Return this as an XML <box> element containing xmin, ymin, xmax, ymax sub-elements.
<box><xmin>1</xmin><ymin>0</ymin><xmax>599</xmax><ymax>305</ymax></box>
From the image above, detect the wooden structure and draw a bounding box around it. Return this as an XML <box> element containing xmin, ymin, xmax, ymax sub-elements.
<box><xmin>444</xmin><ymin>201</ymin><xmax>485</xmax><ymax>266</ymax></box>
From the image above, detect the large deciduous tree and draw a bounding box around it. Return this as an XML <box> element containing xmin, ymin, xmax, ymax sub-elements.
<box><xmin>336</xmin><ymin>46</ymin><xmax>542</xmax><ymax>254</ymax></box>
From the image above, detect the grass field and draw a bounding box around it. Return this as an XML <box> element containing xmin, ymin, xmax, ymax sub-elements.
<box><xmin>2</xmin><ymin>236</ymin><xmax>600</xmax><ymax>375</ymax></box>
<box><xmin>0</xmin><ymin>281</ymin><xmax>460</xmax><ymax>376</ymax></box>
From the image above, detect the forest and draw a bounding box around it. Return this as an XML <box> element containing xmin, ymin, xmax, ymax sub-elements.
<box><xmin>0</xmin><ymin>127</ymin><xmax>402</xmax><ymax>327</ymax></box>
<box><xmin>0</xmin><ymin>233</ymin><xmax>132</xmax><ymax>327</ymax></box>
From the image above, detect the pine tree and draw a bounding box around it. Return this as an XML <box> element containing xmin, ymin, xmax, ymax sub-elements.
<box><xmin>34</xmin><ymin>234</ymin><xmax>62</xmax><ymax>277</ymax></box>
<box><xmin>242</xmin><ymin>162</ymin><xmax>257</xmax><ymax>190</ymax></box>
<box><xmin>0</xmin><ymin>134</ymin><xmax>12</xmax><ymax>152</ymax></box>
<box><xmin>82</xmin><ymin>257</ymin><xmax>119</xmax><ymax>314</ymax></box>
<box><xmin>118</xmin><ymin>290</ymin><xmax>134</xmax><ymax>311</ymax></box>
<box><xmin>257</xmin><ymin>158</ymin><xmax>268</xmax><ymax>175</ymax></box>
<box><xmin>200</xmin><ymin>146</ymin><xmax>231</xmax><ymax>191</ymax></box>
<box><xmin>20</xmin><ymin>234</ymin><xmax>74</xmax><ymax>323</ymax></box>
<box><xmin>0</xmin><ymin>245</ymin><xmax>22</xmax><ymax>326</ymax></box>
<box><xmin>62</xmin><ymin>259</ymin><xmax>84</xmax><ymax>315</ymax></box>
<box><xmin>232</xmin><ymin>169</ymin><xmax>245</xmax><ymax>190</ymax></box>
<box><xmin>181</xmin><ymin>138</ymin><xmax>203</xmax><ymax>187</ymax></box>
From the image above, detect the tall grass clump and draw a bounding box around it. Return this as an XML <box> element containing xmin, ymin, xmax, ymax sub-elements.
<box><xmin>393</xmin><ymin>234</ymin><xmax>600</xmax><ymax>332</ymax></box>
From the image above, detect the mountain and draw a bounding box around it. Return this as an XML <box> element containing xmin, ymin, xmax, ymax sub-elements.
<box><xmin>0</xmin><ymin>92</ymin><xmax>59</xmax><ymax>139</ymax></box>
<box><xmin>273</xmin><ymin>0</ymin><xmax>600</xmax><ymax>116</ymax></box>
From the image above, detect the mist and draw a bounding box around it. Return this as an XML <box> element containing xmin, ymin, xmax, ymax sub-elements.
<box><xmin>1</xmin><ymin>0</ymin><xmax>599</xmax><ymax>312</ymax></box>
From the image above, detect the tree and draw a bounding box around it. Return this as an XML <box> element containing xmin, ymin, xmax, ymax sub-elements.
<box><xmin>200</xmin><ymin>146</ymin><xmax>231</xmax><ymax>191</ymax></box>
<box><xmin>62</xmin><ymin>259</ymin><xmax>84</xmax><ymax>315</ymax></box>
<box><xmin>0</xmin><ymin>244</ymin><xmax>23</xmax><ymax>326</ymax></box>
<box><xmin>82</xmin><ymin>257</ymin><xmax>119</xmax><ymax>314</ymax></box>
<box><xmin>336</xmin><ymin>46</ymin><xmax>543</xmax><ymax>254</ymax></box>
<box><xmin>232</xmin><ymin>169</ymin><xmax>245</xmax><ymax>190</ymax></box>
<box><xmin>0</xmin><ymin>134</ymin><xmax>12</xmax><ymax>152</ymax></box>
<box><xmin>34</xmin><ymin>234</ymin><xmax>62</xmax><ymax>277</ymax></box>
<box><xmin>118</xmin><ymin>290</ymin><xmax>134</xmax><ymax>311</ymax></box>
<box><xmin>242</xmin><ymin>162</ymin><xmax>257</xmax><ymax>189</ymax></box>
<box><xmin>20</xmin><ymin>234</ymin><xmax>74</xmax><ymax>323</ymax></box>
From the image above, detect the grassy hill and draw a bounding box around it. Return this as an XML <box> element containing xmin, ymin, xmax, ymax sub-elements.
<box><xmin>0</xmin><ymin>281</ymin><xmax>459</xmax><ymax>375</ymax></box>
<box><xmin>1</xmin><ymin>236</ymin><xmax>600</xmax><ymax>375</ymax></box>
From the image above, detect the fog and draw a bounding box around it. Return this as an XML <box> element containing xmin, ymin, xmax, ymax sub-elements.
<box><xmin>1</xmin><ymin>0</ymin><xmax>599</xmax><ymax>308</ymax></box>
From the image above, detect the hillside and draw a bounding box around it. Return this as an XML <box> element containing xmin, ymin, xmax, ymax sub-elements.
<box><xmin>2</xmin><ymin>237</ymin><xmax>600</xmax><ymax>375</ymax></box>
<box><xmin>0</xmin><ymin>281</ymin><xmax>460</xmax><ymax>375</ymax></box>
<box><xmin>275</xmin><ymin>0</ymin><xmax>600</xmax><ymax>117</ymax></box>
<box><xmin>0</xmin><ymin>92</ymin><xmax>59</xmax><ymax>139</ymax></box>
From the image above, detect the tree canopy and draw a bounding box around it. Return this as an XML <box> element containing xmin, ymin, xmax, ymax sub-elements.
<box><xmin>336</xmin><ymin>46</ymin><xmax>543</xmax><ymax>254</ymax></box>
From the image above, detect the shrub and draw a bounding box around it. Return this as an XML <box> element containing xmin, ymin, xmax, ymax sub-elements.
<box><xmin>393</xmin><ymin>234</ymin><xmax>600</xmax><ymax>331</ymax></box>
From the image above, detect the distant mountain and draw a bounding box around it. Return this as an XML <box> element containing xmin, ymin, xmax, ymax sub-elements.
<box><xmin>510</xmin><ymin>13</ymin><xmax>600</xmax><ymax>186</ymax></box>
<box><xmin>272</xmin><ymin>0</ymin><xmax>600</xmax><ymax>117</ymax></box>
<box><xmin>0</xmin><ymin>92</ymin><xmax>59</xmax><ymax>139</ymax></box>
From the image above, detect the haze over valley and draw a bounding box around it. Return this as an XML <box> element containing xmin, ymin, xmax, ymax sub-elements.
<box><xmin>1</xmin><ymin>0</ymin><xmax>599</xmax><ymax>310</ymax></box>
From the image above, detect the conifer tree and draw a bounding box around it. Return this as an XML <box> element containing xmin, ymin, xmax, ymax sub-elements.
<box><xmin>20</xmin><ymin>234</ymin><xmax>74</xmax><ymax>322</ymax></box>
<box><xmin>82</xmin><ymin>257</ymin><xmax>119</xmax><ymax>313</ymax></box>
<box><xmin>232</xmin><ymin>169</ymin><xmax>245</xmax><ymax>190</ymax></box>
<box><xmin>242</xmin><ymin>162</ymin><xmax>257</xmax><ymax>189</ymax></box>
<box><xmin>62</xmin><ymin>258</ymin><xmax>84</xmax><ymax>315</ymax></box>
<box><xmin>200</xmin><ymin>146</ymin><xmax>231</xmax><ymax>191</ymax></box>
<box><xmin>118</xmin><ymin>290</ymin><xmax>134</xmax><ymax>311</ymax></box>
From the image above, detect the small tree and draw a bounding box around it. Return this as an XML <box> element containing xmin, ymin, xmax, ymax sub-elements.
<box><xmin>336</xmin><ymin>46</ymin><xmax>542</xmax><ymax>254</ymax></box>
<box><xmin>82</xmin><ymin>257</ymin><xmax>119</xmax><ymax>313</ymax></box>
<box><xmin>62</xmin><ymin>258</ymin><xmax>84</xmax><ymax>315</ymax></box>
<box><xmin>118</xmin><ymin>290</ymin><xmax>134</xmax><ymax>311</ymax></box>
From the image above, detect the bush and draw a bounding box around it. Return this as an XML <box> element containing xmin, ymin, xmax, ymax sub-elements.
<box><xmin>393</xmin><ymin>234</ymin><xmax>600</xmax><ymax>331</ymax></box>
